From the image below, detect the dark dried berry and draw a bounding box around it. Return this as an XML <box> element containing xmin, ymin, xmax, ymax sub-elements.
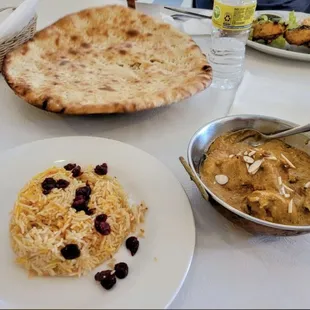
<box><xmin>72</xmin><ymin>165</ymin><xmax>82</xmax><ymax>177</ymax></box>
<box><xmin>86</xmin><ymin>208</ymin><xmax>96</xmax><ymax>216</ymax></box>
<box><xmin>43</xmin><ymin>189</ymin><xmax>51</xmax><ymax>195</ymax></box>
<box><xmin>94</xmin><ymin>270</ymin><xmax>112</xmax><ymax>282</ymax></box>
<box><xmin>114</xmin><ymin>262</ymin><xmax>128</xmax><ymax>279</ymax></box>
<box><xmin>72</xmin><ymin>195</ymin><xmax>88</xmax><ymax>212</ymax></box>
<box><xmin>56</xmin><ymin>179</ymin><xmax>70</xmax><ymax>189</ymax></box>
<box><xmin>100</xmin><ymin>273</ymin><xmax>116</xmax><ymax>290</ymax></box>
<box><xmin>76</xmin><ymin>184</ymin><xmax>91</xmax><ymax>197</ymax></box>
<box><xmin>94</xmin><ymin>214</ymin><xmax>108</xmax><ymax>233</ymax></box>
<box><xmin>64</xmin><ymin>163</ymin><xmax>77</xmax><ymax>171</ymax></box>
<box><xmin>95</xmin><ymin>213</ymin><xmax>108</xmax><ymax>223</ymax></box>
<box><xmin>126</xmin><ymin>237</ymin><xmax>139</xmax><ymax>256</ymax></box>
<box><xmin>94</xmin><ymin>163</ymin><xmax>108</xmax><ymax>175</ymax></box>
<box><xmin>95</xmin><ymin>221</ymin><xmax>111</xmax><ymax>235</ymax></box>
<box><xmin>95</xmin><ymin>216</ymin><xmax>111</xmax><ymax>236</ymax></box>
<box><xmin>42</xmin><ymin>177</ymin><xmax>57</xmax><ymax>191</ymax></box>
<box><xmin>61</xmin><ymin>244</ymin><xmax>80</xmax><ymax>260</ymax></box>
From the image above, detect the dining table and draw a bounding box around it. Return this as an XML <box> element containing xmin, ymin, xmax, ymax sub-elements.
<box><xmin>1</xmin><ymin>0</ymin><xmax>310</xmax><ymax>308</ymax></box>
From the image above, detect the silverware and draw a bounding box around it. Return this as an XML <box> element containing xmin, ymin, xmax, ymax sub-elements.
<box><xmin>183</xmin><ymin>114</ymin><xmax>310</xmax><ymax>236</ymax></box>
<box><xmin>171</xmin><ymin>13</ymin><xmax>203</xmax><ymax>21</ymax></box>
<box><xmin>242</xmin><ymin>123</ymin><xmax>310</xmax><ymax>147</ymax></box>
<box><xmin>164</xmin><ymin>6</ymin><xmax>211</xmax><ymax>19</ymax></box>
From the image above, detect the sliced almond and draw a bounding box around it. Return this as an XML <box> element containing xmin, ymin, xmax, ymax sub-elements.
<box><xmin>304</xmin><ymin>181</ymin><xmax>310</xmax><ymax>188</ymax></box>
<box><xmin>284</xmin><ymin>193</ymin><xmax>291</xmax><ymax>198</ymax></box>
<box><xmin>281</xmin><ymin>153</ymin><xmax>296</xmax><ymax>169</ymax></box>
<box><xmin>248</xmin><ymin>159</ymin><xmax>264</xmax><ymax>175</ymax></box>
<box><xmin>244</xmin><ymin>151</ymin><xmax>248</xmax><ymax>156</ymax></box>
<box><xmin>278</xmin><ymin>176</ymin><xmax>282</xmax><ymax>186</ymax></box>
<box><xmin>250</xmin><ymin>168</ymin><xmax>260</xmax><ymax>175</ymax></box>
<box><xmin>228</xmin><ymin>154</ymin><xmax>234</xmax><ymax>158</ymax></box>
<box><xmin>246</xmin><ymin>163</ymin><xmax>250</xmax><ymax>169</ymax></box>
<box><xmin>248</xmin><ymin>150</ymin><xmax>256</xmax><ymax>157</ymax></box>
<box><xmin>280</xmin><ymin>186</ymin><xmax>286</xmax><ymax>196</ymax></box>
<box><xmin>265</xmin><ymin>156</ymin><xmax>277</xmax><ymax>161</ymax></box>
<box><xmin>288</xmin><ymin>199</ymin><xmax>294</xmax><ymax>214</ymax></box>
<box><xmin>283</xmin><ymin>183</ymin><xmax>294</xmax><ymax>192</ymax></box>
<box><xmin>243</xmin><ymin>156</ymin><xmax>255</xmax><ymax>164</ymax></box>
<box><xmin>215</xmin><ymin>174</ymin><xmax>229</xmax><ymax>185</ymax></box>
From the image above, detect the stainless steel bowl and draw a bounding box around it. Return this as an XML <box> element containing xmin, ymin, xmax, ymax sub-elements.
<box><xmin>184</xmin><ymin>114</ymin><xmax>310</xmax><ymax>236</ymax></box>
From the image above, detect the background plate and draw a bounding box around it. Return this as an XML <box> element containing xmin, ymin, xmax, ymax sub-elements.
<box><xmin>247</xmin><ymin>10</ymin><xmax>310</xmax><ymax>61</ymax></box>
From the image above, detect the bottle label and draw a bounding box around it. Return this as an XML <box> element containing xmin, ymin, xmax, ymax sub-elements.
<box><xmin>212</xmin><ymin>0</ymin><xmax>256</xmax><ymax>31</ymax></box>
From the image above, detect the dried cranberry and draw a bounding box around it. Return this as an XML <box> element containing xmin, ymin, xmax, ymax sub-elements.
<box><xmin>95</xmin><ymin>215</ymin><xmax>111</xmax><ymax>235</ymax></box>
<box><xmin>72</xmin><ymin>165</ymin><xmax>82</xmax><ymax>177</ymax></box>
<box><xmin>86</xmin><ymin>208</ymin><xmax>95</xmax><ymax>215</ymax></box>
<box><xmin>72</xmin><ymin>195</ymin><xmax>88</xmax><ymax>212</ymax></box>
<box><xmin>43</xmin><ymin>189</ymin><xmax>51</xmax><ymax>195</ymax></box>
<box><xmin>64</xmin><ymin>163</ymin><xmax>76</xmax><ymax>171</ymax></box>
<box><xmin>100</xmin><ymin>273</ymin><xmax>116</xmax><ymax>290</ymax></box>
<box><xmin>56</xmin><ymin>179</ymin><xmax>70</xmax><ymax>189</ymax></box>
<box><xmin>126</xmin><ymin>237</ymin><xmax>139</xmax><ymax>256</ymax></box>
<box><xmin>94</xmin><ymin>214</ymin><xmax>108</xmax><ymax>233</ymax></box>
<box><xmin>114</xmin><ymin>262</ymin><xmax>128</xmax><ymax>279</ymax></box>
<box><xmin>95</xmin><ymin>221</ymin><xmax>111</xmax><ymax>235</ymax></box>
<box><xmin>95</xmin><ymin>213</ymin><xmax>108</xmax><ymax>223</ymax></box>
<box><xmin>94</xmin><ymin>270</ymin><xmax>112</xmax><ymax>282</ymax></box>
<box><xmin>76</xmin><ymin>184</ymin><xmax>91</xmax><ymax>197</ymax></box>
<box><xmin>61</xmin><ymin>244</ymin><xmax>80</xmax><ymax>260</ymax></box>
<box><xmin>42</xmin><ymin>177</ymin><xmax>57</xmax><ymax>191</ymax></box>
<box><xmin>94</xmin><ymin>163</ymin><xmax>108</xmax><ymax>175</ymax></box>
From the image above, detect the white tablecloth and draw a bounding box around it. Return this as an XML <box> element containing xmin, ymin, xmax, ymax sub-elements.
<box><xmin>1</xmin><ymin>0</ymin><xmax>310</xmax><ymax>308</ymax></box>
<box><xmin>230</xmin><ymin>68</ymin><xmax>310</xmax><ymax>125</ymax></box>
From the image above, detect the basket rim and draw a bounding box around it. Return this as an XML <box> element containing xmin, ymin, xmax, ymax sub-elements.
<box><xmin>0</xmin><ymin>13</ymin><xmax>37</xmax><ymax>45</ymax></box>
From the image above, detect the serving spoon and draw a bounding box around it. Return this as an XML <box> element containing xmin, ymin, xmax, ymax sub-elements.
<box><xmin>242</xmin><ymin>123</ymin><xmax>310</xmax><ymax>147</ymax></box>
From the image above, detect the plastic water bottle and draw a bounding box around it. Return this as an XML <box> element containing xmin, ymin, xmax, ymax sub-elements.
<box><xmin>209</xmin><ymin>0</ymin><xmax>257</xmax><ymax>89</ymax></box>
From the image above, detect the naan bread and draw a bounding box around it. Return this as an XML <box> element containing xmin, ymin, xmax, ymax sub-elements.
<box><xmin>3</xmin><ymin>5</ymin><xmax>212</xmax><ymax>114</ymax></box>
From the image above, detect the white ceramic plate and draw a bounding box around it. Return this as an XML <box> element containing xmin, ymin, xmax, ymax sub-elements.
<box><xmin>0</xmin><ymin>137</ymin><xmax>195</xmax><ymax>309</ymax></box>
<box><xmin>247</xmin><ymin>11</ymin><xmax>310</xmax><ymax>61</ymax></box>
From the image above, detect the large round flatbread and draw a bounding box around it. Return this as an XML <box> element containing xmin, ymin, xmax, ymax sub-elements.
<box><xmin>3</xmin><ymin>5</ymin><xmax>212</xmax><ymax>114</ymax></box>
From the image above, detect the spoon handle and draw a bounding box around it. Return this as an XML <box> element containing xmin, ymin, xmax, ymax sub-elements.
<box><xmin>164</xmin><ymin>7</ymin><xmax>212</xmax><ymax>19</ymax></box>
<box><xmin>267</xmin><ymin>123</ymin><xmax>310</xmax><ymax>139</ymax></box>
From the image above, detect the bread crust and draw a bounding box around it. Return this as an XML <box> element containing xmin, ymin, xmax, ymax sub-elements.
<box><xmin>2</xmin><ymin>5</ymin><xmax>212</xmax><ymax>115</ymax></box>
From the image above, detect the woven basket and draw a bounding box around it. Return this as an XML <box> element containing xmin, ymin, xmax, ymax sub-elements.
<box><xmin>0</xmin><ymin>7</ymin><xmax>37</xmax><ymax>72</ymax></box>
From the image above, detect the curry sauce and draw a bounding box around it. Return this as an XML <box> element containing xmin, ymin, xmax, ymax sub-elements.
<box><xmin>200</xmin><ymin>130</ymin><xmax>310</xmax><ymax>226</ymax></box>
